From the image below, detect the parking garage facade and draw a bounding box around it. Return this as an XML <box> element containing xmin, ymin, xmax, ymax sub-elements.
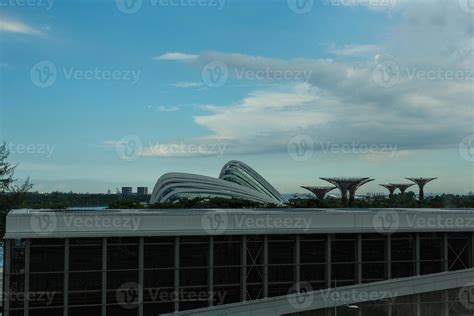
<box><xmin>4</xmin><ymin>231</ymin><xmax>474</xmax><ymax>316</ymax></box>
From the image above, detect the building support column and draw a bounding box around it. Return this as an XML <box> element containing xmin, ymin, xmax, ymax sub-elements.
<box><xmin>415</xmin><ymin>234</ymin><xmax>421</xmax><ymax>276</ymax></box>
<box><xmin>263</xmin><ymin>235</ymin><xmax>268</xmax><ymax>298</ymax></box>
<box><xmin>101</xmin><ymin>238</ymin><xmax>107</xmax><ymax>316</ymax></box>
<box><xmin>442</xmin><ymin>291</ymin><xmax>449</xmax><ymax>316</ymax></box>
<box><xmin>295</xmin><ymin>235</ymin><xmax>301</xmax><ymax>292</ymax></box>
<box><xmin>415</xmin><ymin>293</ymin><xmax>421</xmax><ymax>316</ymax></box>
<box><xmin>357</xmin><ymin>234</ymin><xmax>362</xmax><ymax>284</ymax></box>
<box><xmin>174</xmin><ymin>237</ymin><xmax>180</xmax><ymax>312</ymax></box>
<box><xmin>442</xmin><ymin>233</ymin><xmax>449</xmax><ymax>272</ymax></box>
<box><xmin>326</xmin><ymin>234</ymin><xmax>332</xmax><ymax>288</ymax></box>
<box><xmin>24</xmin><ymin>239</ymin><xmax>30</xmax><ymax>316</ymax></box>
<box><xmin>4</xmin><ymin>240</ymin><xmax>10</xmax><ymax>316</ymax></box>
<box><xmin>138</xmin><ymin>237</ymin><xmax>144</xmax><ymax>316</ymax></box>
<box><xmin>386</xmin><ymin>235</ymin><xmax>391</xmax><ymax>280</ymax></box>
<box><xmin>470</xmin><ymin>232</ymin><xmax>474</xmax><ymax>268</ymax></box>
<box><xmin>64</xmin><ymin>238</ymin><xmax>69</xmax><ymax>316</ymax></box>
<box><xmin>208</xmin><ymin>236</ymin><xmax>214</xmax><ymax>307</ymax></box>
<box><xmin>241</xmin><ymin>236</ymin><xmax>247</xmax><ymax>301</ymax></box>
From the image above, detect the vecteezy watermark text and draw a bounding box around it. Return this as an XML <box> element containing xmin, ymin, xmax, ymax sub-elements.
<box><xmin>0</xmin><ymin>0</ymin><xmax>53</xmax><ymax>10</ymax></box>
<box><xmin>321</xmin><ymin>288</ymin><xmax>398</xmax><ymax>304</ymax></box>
<box><xmin>373</xmin><ymin>211</ymin><xmax>474</xmax><ymax>234</ymax></box>
<box><xmin>116</xmin><ymin>0</ymin><xmax>225</xmax><ymax>14</ymax></box>
<box><xmin>320</xmin><ymin>141</ymin><xmax>397</xmax><ymax>157</ymax></box>
<box><xmin>6</xmin><ymin>291</ymin><xmax>56</xmax><ymax>306</ymax></box>
<box><xmin>30</xmin><ymin>60</ymin><xmax>141</xmax><ymax>88</ymax></box>
<box><xmin>201</xmin><ymin>211</ymin><xmax>313</xmax><ymax>234</ymax></box>
<box><xmin>145</xmin><ymin>141</ymin><xmax>227</xmax><ymax>157</ymax></box>
<box><xmin>30</xmin><ymin>213</ymin><xmax>141</xmax><ymax>234</ymax></box>
<box><xmin>373</xmin><ymin>56</ymin><xmax>474</xmax><ymax>88</ymax></box>
<box><xmin>6</xmin><ymin>142</ymin><xmax>55</xmax><ymax>158</ymax></box>
<box><xmin>201</xmin><ymin>60</ymin><xmax>313</xmax><ymax>88</ymax></box>
<box><xmin>323</xmin><ymin>0</ymin><xmax>398</xmax><ymax>9</ymax></box>
<box><xmin>116</xmin><ymin>282</ymin><xmax>227</xmax><ymax>309</ymax></box>
<box><xmin>115</xmin><ymin>135</ymin><xmax>228</xmax><ymax>161</ymax></box>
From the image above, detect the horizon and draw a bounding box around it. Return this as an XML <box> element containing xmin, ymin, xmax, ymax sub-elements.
<box><xmin>1</xmin><ymin>0</ymin><xmax>473</xmax><ymax>195</ymax></box>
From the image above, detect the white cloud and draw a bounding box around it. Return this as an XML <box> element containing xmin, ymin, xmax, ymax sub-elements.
<box><xmin>153</xmin><ymin>52</ymin><xmax>198</xmax><ymax>62</ymax></box>
<box><xmin>329</xmin><ymin>44</ymin><xmax>384</xmax><ymax>57</ymax></box>
<box><xmin>150</xmin><ymin>1</ymin><xmax>474</xmax><ymax>157</ymax></box>
<box><xmin>171</xmin><ymin>81</ymin><xmax>203</xmax><ymax>88</ymax></box>
<box><xmin>0</xmin><ymin>17</ymin><xmax>45</xmax><ymax>36</ymax></box>
<box><xmin>147</xmin><ymin>105</ymin><xmax>180</xmax><ymax>112</ymax></box>
<box><xmin>194</xmin><ymin>83</ymin><xmax>331</xmax><ymax>140</ymax></box>
<box><xmin>156</xmin><ymin>105</ymin><xmax>180</xmax><ymax>112</ymax></box>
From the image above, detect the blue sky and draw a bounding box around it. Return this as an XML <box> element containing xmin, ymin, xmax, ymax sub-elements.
<box><xmin>0</xmin><ymin>0</ymin><xmax>473</xmax><ymax>194</ymax></box>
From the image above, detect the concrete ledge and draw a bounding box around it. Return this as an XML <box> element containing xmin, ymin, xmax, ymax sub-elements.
<box><xmin>5</xmin><ymin>208</ymin><xmax>474</xmax><ymax>239</ymax></box>
<box><xmin>168</xmin><ymin>268</ymin><xmax>474</xmax><ymax>316</ymax></box>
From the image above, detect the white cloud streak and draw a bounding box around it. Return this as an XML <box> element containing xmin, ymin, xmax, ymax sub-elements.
<box><xmin>153</xmin><ymin>52</ymin><xmax>198</xmax><ymax>62</ymax></box>
<box><xmin>0</xmin><ymin>17</ymin><xmax>45</xmax><ymax>36</ymax></box>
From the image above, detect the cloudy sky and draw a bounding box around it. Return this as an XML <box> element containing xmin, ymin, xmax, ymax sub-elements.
<box><xmin>1</xmin><ymin>0</ymin><xmax>473</xmax><ymax>194</ymax></box>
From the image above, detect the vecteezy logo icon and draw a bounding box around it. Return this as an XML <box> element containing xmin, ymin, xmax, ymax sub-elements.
<box><xmin>459</xmin><ymin>283</ymin><xmax>474</xmax><ymax>310</ymax></box>
<box><xmin>372</xmin><ymin>211</ymin><xmax>400</xmax><ymax>234</ymax></box>
<box><xmin>30</xmin><ymin>213</ymin><xmax>57</xmax><ymax>234</ymax></box>
<box><xmin>372</xmin><ymin>58</ymin><xmax>400</xmax><ymax>88</ymax></box>
<box><xmin>459</xmin><ymin>134</ymin><xmax>474</xmax><ymax>162</ymax></box>
<box><xmin>116</xmin><ymin>135</ymin><xmax>143</xmax><ymax>162</ymax></box>
<box><xmin>116</xmin><ymin>0</ymin><xmax>143</xmax><ymax>14</ymax></box>
<box><xmin>30</xmin><ymin>60</ymin><xmax>57</xmax><ymax>88</ymax></box>
<box><xmin>287</xmin><ymin>135</ymin><xmax>314</xmax><ymax>162</ymax></box>
<box><xmin>201</xmin><ymin>211</ymin><xmax>228</xmax><ymax>235</ymax></box>
<box><xmin>201</xmin><ymin>61</ymin><xmax>228</xmax><ymax>88</ymax></box>
<box><xmin>287</xmin><ymin>0</ymin><xmax>314</xmax><ymax>14</ymax></box>
<box><xmin>458</xmin><ymin>0</ymin><xmax>474</xmax><ymax>14</ymax></box>
<box><xmin>288</xmin><ymin>282</ymin><xmax>314</xmax><ymax>309</ymax></box>
<box><xmin>116</xmin><ymin>282</ymin><xmax>142</xmax><ymax>309</ymax></box>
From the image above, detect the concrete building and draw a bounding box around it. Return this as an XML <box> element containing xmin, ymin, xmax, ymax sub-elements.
<box><xmin>3</xmin><ymin>208</ymin><xmax>474</xmax><ymax>315</ymax></box>
<box><xmin>137</xmin><ymin>187</ymin><xmax>148</xmax><ymax>195</ymax></box>
<box><xmin>121</xmin><ymin>187</ymin><xmax>133</xmax><ymax>195</ymax></box>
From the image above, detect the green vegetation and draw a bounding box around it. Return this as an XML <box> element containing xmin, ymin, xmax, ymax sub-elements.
<box><xmin>288</xmin><ymin>192</ymin><xmax>474</xmax><ymax>208</ymax></box>
<box><xmin>109</xmin><ymin>193</ymin><xmax>474</xmax><ymax>209</ymax></box>
<box><xmin>0</xmin><ymin>143</ymin><xmax>33</xmax><ymax>235</ymax></box>
<box><xmin>16</xmin><ymin>192</ymin><xmax>474</xmax><ymax>210</ymax></box>
<box><xmin>109</xmin><ymin>197</ymin><xmax>278</xmax><ymax>209</ymax></box>
<box><xmin>22</xmin><ymin>192</ymin><xmax>149</xmax><ymax>209</ymax></box>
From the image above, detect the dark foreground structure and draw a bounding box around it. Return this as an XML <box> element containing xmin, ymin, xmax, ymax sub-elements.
<box><xmin>406</xmin><ymin>178</ymin><xmax>437</xmax><ymax>201</ymax></box>
<box><xmin>393</xmin><ymin>183</ymin><xmax>415</xmax><ymax>194</ymax></box>
<box><xmin>3</xmin><ymin>208</ymin><xmax>474</xmax><ymax>316</ymax></box>
<box><xmin>320</xmin><ymin>178</ymin><xmax>373</xmax><ymax>205</ymax></box>
<box><xmin>379</xmin><ymin>184</ymin><xmax>398</xmax><ymax>198</ymax></box>
<box><xmin>301</xmin><ymin>186</ymin><xmax>336</xmax><ymax>200</ymax></box>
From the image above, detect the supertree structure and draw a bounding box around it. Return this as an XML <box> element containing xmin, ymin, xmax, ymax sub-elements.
<box><xmin>405</xmin><ymin>178</ymin><xmax>437</xmax><ymax>201</ymax></box>
<box><xmin>379</xmin><ymin>184</ymin><xmax>397</xmax><ymax>198</ymax></box>
<box><xmin>301</xmin><ymin>186</ymin><xmax>337</xmax><ymax>200</ymax></box>
<box><xmin>320</xmin><ymin>177</ymin><xmax>373</xmax><ymax>206</ymax></box>
<box><xmin>391</xmin><ymin>183</ymin><xmax>414</xmax><ymax>194</ymax></box>
<box><xmin>348</xmin><ymin>178</ymin><xmax>374</xmax><ymax>204</ymax></box>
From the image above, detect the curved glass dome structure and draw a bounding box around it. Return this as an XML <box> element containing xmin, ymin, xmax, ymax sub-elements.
<box><xmin>149</xmin><ymin>161</ymin><xmax>287</xmax><ymax>205</ymax></box>
<box><xmin>219</xmin><ymin>160</ymin><xmax>288</xmax><ymax>205</ymax></box>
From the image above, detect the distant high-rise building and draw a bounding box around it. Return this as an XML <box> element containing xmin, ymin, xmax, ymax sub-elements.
<box><xmin>122</xmin><ymin>187</ymin><xmax>133</xmax><ymax>195</ymax></box>
<box><xmin>137</xmin><ymin>187</ymin><xmax>148</xmax><ymax>195</ymax></box>
<box><xmin>107</xmin><ymin>189</ymin><xmax>112</xmax><ymax>195</ymax></box>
